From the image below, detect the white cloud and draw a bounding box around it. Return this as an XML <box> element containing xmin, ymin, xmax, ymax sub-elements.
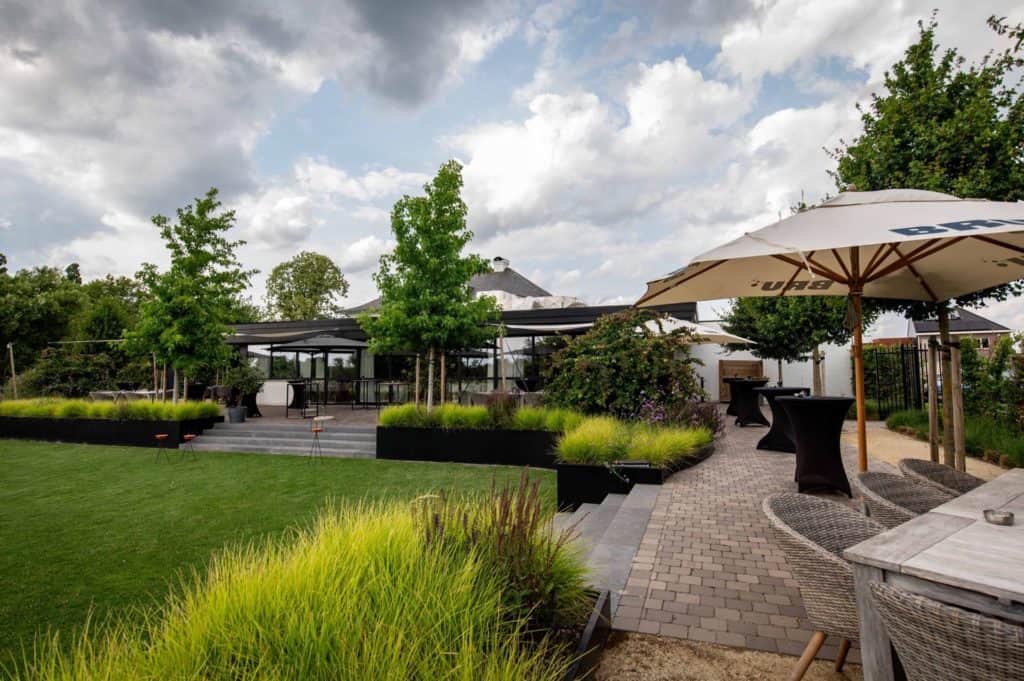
<box><xmin>338</xmin><ymin>235</ymin><xmax>394</xmax><ymax>273</ymax></box>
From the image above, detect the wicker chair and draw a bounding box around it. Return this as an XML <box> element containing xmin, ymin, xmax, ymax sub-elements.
<box><xmin>870</xmin><ymin>583</ymin><xmax>1024</xmax><ymax>681</ymax></box>
<box><xmin>762</xmin><ymin>493</ymin><xmax>886</xmax><ymax>681</ymax></box>
<box><xmin>898</xmin><ymin>458</ymin><xmax>985</xmax><ymax>497</ymax></box>
<box><xmin>851</xmin><ymin>472</ymin><xmax>955</xmax><ymax>529</ymax></box>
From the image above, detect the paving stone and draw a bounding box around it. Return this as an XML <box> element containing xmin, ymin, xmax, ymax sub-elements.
<box><xmin>610</xmin><ymin>408</ymin><xmax>889</xmax><ymax>662</ymax></box>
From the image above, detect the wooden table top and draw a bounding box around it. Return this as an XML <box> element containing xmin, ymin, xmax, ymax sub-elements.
<box><xmin>846</xmin><ymin>469</ymin><xmax>1024</xmax><ymax>604</ymax></box>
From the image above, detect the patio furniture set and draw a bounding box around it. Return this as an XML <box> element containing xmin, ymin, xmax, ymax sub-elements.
<box><xmin>764</xmin><ymin>460</ymin><xmax>1022</xmax><ymax>681</ymax></box>
<box><xmin>726</xmin><ymin>379</ymin><xmax>852</xmax><ymax>497</ymax></box>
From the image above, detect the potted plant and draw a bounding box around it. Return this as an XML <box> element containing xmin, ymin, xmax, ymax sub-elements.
<box><xmin>224</xmin><ymin>365</ymin><xmax>264</xmax><ymax>423</ymax></box>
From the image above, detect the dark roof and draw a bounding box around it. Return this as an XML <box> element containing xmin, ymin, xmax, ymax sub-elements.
<box><xmin>347</xmin><ymin>266</ymin><xmax>552</xmax><ymax>312</ymax></box>
<box><xmin>228</xmin><ymin>302</ymin><xmax>697</xmax><ymax>345</ymax></box>
<box><xmin>912</xmin><ymin>307</ymin><xmax>1010</xmax><ymax>335</ymax></box>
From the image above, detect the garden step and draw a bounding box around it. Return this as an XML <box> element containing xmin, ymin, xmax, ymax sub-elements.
<box><xmin>190</xmin><ymin>442</ymin><xmax>374</xmax><ymax>458</ymax></box>
<box><xmin>198</xmin><ymin>429</ymin><xmax>376</xmax><ymax>443</ymax></box>
<box><xmin>193</xmin><ymin>435</ymin><xmax>375</xmax><ymax>453</ymax></box>
<box><xmin>585</xmin><ymin>484</ymin><xmax>660</xmax><ymax>613</ymax></box>
<box><xmin>210</xmin><ymin>424</ymin><xmax>376</xmax><ymax>438</ymax></box>
<box><xmin>574</xmin><ymin>494</ymin><xmax>626</xmax><ymax>556</ymax></box>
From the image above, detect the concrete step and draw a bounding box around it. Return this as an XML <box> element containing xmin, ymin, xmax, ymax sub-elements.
<box><xmin>210</xmin><ymin>424</ymin><xmax>376</xmax><ymax>438</ymax></box>
<box><xmin>191</xmin><ymin>442</ymin><xmax>374</xmax><ymax>458</ymax></box>
<box><xmin>193</xmin><ymin>435</ymin><xmax>375</xmax><ymax>453</ymax></box>
<box><xmin>193</xmin><ymin>432</ymin><xmax>374</xmax><ymax>444</ymax></box>
<box><xmin>586</xmin><ymin>484</ymin><xmax>660</xmax><ymax>612</ymax></box>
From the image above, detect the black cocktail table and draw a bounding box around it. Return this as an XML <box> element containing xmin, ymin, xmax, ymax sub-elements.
<box><xmin>777</xmin><ymin>396</ymin><xmax>853</xmax><ymax>496</ymax></box>
<box><xmin>732</xmin><ymin>378</ymin><xmax>770</xmax><ymax>427</ymax></box>
<box><xmin>722</xmin><ymin>377</ymin><xmax>747</xmax><ymax>416</ymax></box>
<box><xmin>754</xmin><ymin>386</ymin><xmax>809</xmax><ymax>452</ymax></box>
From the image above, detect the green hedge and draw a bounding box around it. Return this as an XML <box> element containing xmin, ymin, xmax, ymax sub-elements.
<box><xmin>556</xmin><ymin>416</ymin><xmax>713</xmax><ymax>466</ymax></box>
<box><xmin>885</xmin><ymin>409</ymin><xmax>1024</xmax><ymax>467</ymax></box>
<box><xmin>379</xmin><ymin>404</ymin><xmax>585</xmax><ymax>433</ymax></box>
<box><xmin>15</xmin><ymin>478</ymin><xmax>586</xmax><ymax>680</ymax></box>
<box><xmin>0</xmin><ymin>399</ymin><xmax>221</xmax><ymax>421</ymax></box>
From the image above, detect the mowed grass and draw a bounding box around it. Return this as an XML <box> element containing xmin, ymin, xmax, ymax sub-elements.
<box><xmin>0</xmin><ymin>439</ymin><xmax>555</xmax><ymax>662</ymax></box>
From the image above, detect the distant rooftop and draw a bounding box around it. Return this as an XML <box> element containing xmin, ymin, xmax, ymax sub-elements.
<box><xmin>347</xmin><ymin>257</ymin><xmax>553</xmax><ymax>313</ymax></box>
<box><xmin>912</xmin><ymin>307</ymin><xmax>1010</xmax><ymax>335</ymax></box>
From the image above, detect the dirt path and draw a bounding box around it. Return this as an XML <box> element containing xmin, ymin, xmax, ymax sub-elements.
<box><xmin>842</xmin><ymin>421</ymin><xmax>1004</xmax><ymax>481</ymax></box>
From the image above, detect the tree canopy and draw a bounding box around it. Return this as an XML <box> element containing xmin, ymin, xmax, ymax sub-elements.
<box><xmin>830</xmin><ymin>14</ymin><xmax>1024</xmax><ymax>315</ymax></box>
<box><xmin>127</xmin><ymin>188</ymin><xmax>255</xmax><ymax>381</ymax></box>
<box><xmin>265</xmin><ymin>251</ymin><xmax>349</xmax><ymax>320</ymax></box>
<box><xmin>361</xmin><ymin>160</ymin><xmax>500</xmax><ymax>357</ymax></box>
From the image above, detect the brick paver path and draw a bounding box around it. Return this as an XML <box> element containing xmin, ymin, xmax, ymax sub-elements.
<box><xmin>614</xmin><ymin>412</ymin><xmax>893</xmax><ymax>662</ymax></box>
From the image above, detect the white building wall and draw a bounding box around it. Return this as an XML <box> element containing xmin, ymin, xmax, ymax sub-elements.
<box><xmin>688</xmin><ymin>342</ymin><xmax>853</xmax><ymax>401</ymax></box>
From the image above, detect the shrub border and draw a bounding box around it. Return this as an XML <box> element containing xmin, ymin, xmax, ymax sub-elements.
<box><xmin>0</xmin><ymin>415</ymin><xmax>223</xmax><ymax>448</ymax></box>
<box><xmin>556</xmin><ymin>443</ymin><xmax>715</xmax><ymax>510</ymax></box>
<box><xmin>375</xmin><ymin>426</ymin><xmax>559</xmax><ymax>468</ymax></box>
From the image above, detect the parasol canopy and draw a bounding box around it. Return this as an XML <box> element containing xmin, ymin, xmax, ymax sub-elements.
<box><xmin>637</xmin><ymin>189</ymin><xmax>1024</xmax><ymax>471</ymax></box>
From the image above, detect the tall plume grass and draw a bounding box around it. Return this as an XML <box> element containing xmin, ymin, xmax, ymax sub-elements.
<box><xmin>11</xmin><ymin>475</ymin><xmax>586</xmax><ymax>680</ymax></box>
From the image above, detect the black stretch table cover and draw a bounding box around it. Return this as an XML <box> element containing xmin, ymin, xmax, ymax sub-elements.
<box><xmin>722</xmin><ymin>377</ymin><xmax>747</xmax><ymax>416</ymax></box>
<box><xmin>778</xmin><ymin>396</ymin><xmax>853</xmax><ymax>497</ymax></box>
<box><xmin>732</xmin><ymin>378</ymin><xmax>770</xmax><ymax>427</ymax></box>
<box><xmin>755</xmin><ymin>387</ymin><xmax>810</xmax><ymax>452</ymax></box>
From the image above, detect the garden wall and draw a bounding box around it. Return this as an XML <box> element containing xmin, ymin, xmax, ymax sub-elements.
<box><xmin>376</xmin><ymin>427</ymin><xmax>559</xmax><ymax>468</ymax></box>
<box><xmin>0</xmin><ymin>416</ymin><xmax>223</xmax><ymax>448</ymax></box>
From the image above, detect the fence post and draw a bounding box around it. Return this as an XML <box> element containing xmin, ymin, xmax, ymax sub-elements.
<box><xmin>926</xmin><ymin>341</ymin><xmax>939</xmax><ymax>463</ymax></box>
<box><xmin>949</xmin><ymin>342</ymin><xmax>967</xmax><ymax>472</ymax></box>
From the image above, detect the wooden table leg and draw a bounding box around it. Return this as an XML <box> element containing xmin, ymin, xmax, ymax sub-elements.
<box><xmin>854</xmin><ymin>563</ymin><xmax>895</xmax><ymax>681</ymax></box>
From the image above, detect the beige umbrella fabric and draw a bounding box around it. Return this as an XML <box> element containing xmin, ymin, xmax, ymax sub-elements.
<box><xmin>636</xmin><ymin>189</ymin><xmax>1024</xmax><ymax>472</ymax></box>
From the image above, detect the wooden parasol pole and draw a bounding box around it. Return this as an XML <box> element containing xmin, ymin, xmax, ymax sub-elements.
<box><xmin>850</xmin><ymin>247</ymin><xmax>868</xmax><ymax>472</ymax></box>
<box><xmin>926</xmin><ymin>341</ymin><xmax>940</xmax><ymax>462</ymax></box>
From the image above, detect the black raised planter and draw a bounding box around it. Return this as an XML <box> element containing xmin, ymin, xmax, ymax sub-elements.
<box><xmin>563</xmin><ymin>589</ymin><xmax>612</xmax><ymax>681</ymax></box>
<box><xmin>0</xmin><ymin>415</ymin><xmax>222</xmax><ymax>448</ymax></box>
<box><xmin>376</xmin><ymin>427</ymin><xmax>559</xmax><ymax>468</ymax></box>
<box><xmin>556</xmin><ymin>444</ymin><xmax>715</xmax><ymax>510</ymax></box>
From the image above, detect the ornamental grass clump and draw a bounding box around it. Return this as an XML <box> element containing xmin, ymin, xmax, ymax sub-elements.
<box><xmin>0</xmin><ymin>398</ymin><xmax>220</xmax><ymax>421</ymax></box>
<box><xmin>415</xmin><ymin>471</ymin><xmax>590</xmax><ymax>646</ymax></box>
<box><xmin>626</xmin><ymin>426</ymin><xmax>712</xmax><ymax>466</ymax></box>
<box><xmin>437</xmin><ymin>404</ymin><xmax>493</xmax><ymax>429</ymax></box>
<box><xmin>378</xmin><ymin>403</ymin><xmax>426</xmax><ymax>427</ymax></box>
<box><xmin>544</xmin><ymin>408</ymin><xmax>584</xmax><ymax>434</ymax></box>
<box><xmin>556</xmin><ymin>416</ymin><xmax>630</xmax><ymax>464</ymax></box>
<box><xmin>16</xmin><ymin>499</ymin><xmax>574</xmax><ymax>681</ymax></box>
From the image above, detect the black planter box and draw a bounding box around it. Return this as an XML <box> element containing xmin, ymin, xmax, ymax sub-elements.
<box><xmin>0</xmin><ymin>415</ymin><xmax>222</xmax><ymax>449</ymax></box>
<box><xmin>376</xmin><ymin>427</ymin><xmax>559</xmax><ymax>468</ymax></box>
<box><xmin>556</xmin><ymin>444</ymin><xmax>715</xmax><ymax>510</ymax></box>
<box><xmin>563</xmin><ymin>589</ymin><xmax>612</xmax><ymax>681</ymax></box>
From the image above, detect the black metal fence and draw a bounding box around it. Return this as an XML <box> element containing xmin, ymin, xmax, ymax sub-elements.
<box><xmin>861</xmin><ymin>344</ymin><xmax>928</xmax><ymax>419</ymax></box>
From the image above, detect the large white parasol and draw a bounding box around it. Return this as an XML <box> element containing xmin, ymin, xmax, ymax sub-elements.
<box><xmin>643</xmin><ymin>316</ymin><xmax>755</xmax><ymax>345</ymax></box>
<box><xmin>636</xmin><ymin>189</ymin><xmax>1024</xmax><ymax>471</ymax></box>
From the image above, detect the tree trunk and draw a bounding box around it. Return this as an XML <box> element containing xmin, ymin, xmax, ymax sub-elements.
<box><xmin>152</xmin><ymin>354</ymin><xmax>158</xmax><ymax>400</ymax></box>
<box><xmin>172</xmin><ymin>368</ymin><xmax>179</xmax><ymax>404</ymax></box>
<box><xmin>414</xmin><ymin>354</ymin><xmax>421</xmax><ymax>407</ymax></box>
<box><xmin>776</xmin><ymin>358</ymin><xmax>783</xmax><ymax>386</ymax></box>
<box><xmin>183</xmin><ymin>374</ymin><xmax>189</xmax><ymax>402</ymax></box>
<box><xmin>812</xmin><ymin>346</ymin><xmax>823</xmax><ymax>395</ymax></box>
<box><xmin>950</xmin><ymin>342</ymin><xmax>967</xmax><ymax>472</ymax></box>
<box><xmin>426</xmin><ymin>347</ymin><xmax>435</xmax><ymax>411</ymax></box>
<box><xmin>161</xmin><ymin>362</ymin><xmax>167</xmax><ymax>402</ymax></box>
<box><xmin>937</xmin><ymin>305</ymin><xmax>955</xmax><ymax>466</ymax></box>
<box><xmin>440</xmin><ymin>351</ymin><xmax>447</xmax><ymax>404</ymax></box>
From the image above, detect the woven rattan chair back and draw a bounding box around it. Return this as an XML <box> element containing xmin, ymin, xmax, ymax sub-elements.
<box><xmin>851</xmin><ymin>472</ymin><xmax>954</xmax><ymax>529</ymax></box>
<box><xmin>870</xmin><ymin>583</ymin><xmax>1024</xmax><ymax>681</ymax></box>
<box><xmin>762</xmin><ymin>493</ymin><xmax>885</xmax><ymax>641</ymax></box>
<box><xmin>898</xmin><ymin>459</ymin><xmax>985</xmax><ymax>497</ymax></box>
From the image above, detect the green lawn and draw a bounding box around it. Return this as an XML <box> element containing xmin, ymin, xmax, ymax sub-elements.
<box><xmin>0</xmin><ymin>440</ymin><xmax>554</xmax><ymax>661</ymax></box>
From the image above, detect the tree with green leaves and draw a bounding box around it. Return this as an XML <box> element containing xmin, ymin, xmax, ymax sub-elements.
<box><xmin>265</xmin><ymin>251</ymin><xmax>349</xmax><ymax>320</ymax></box>
<box><xmin>360</xmin><ymin>160</ymin><xmax>500</xmax><ymax>409</ymax></box>
<box><xmin>722</xmin><ymin>297</ymin><xmax>879</xmax><ymax>390</ymax></box>
<box><xmin>0</xmin><ymin>258</ymin><xmax>83</xmax><ymax>387</ymax></box>
<box><xmin>126</xmin><ymin>188</ymin><xmax>255</xmax><ymax>401</ymax></box>
<box><xmin>830</xmin><ymin>14</ymin><xmax>1024</xmax><ymax>457</ymax></box>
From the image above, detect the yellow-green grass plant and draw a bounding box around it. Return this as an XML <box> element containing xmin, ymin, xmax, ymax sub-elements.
<box><xmin>12</xmin><ymin>501</ymin><xmax>574</xmax><ymax>681</ymax></box>
<box><xmin>556</xmin><ymin>416</ymin><xmax>713</xmax><ymax>466</ymax></box>
<box><xmin>625</xmin><ymin>426</ymin><xmax>712</xmax><ymax>466</ymax></box>
<box><xmin>0</xmin><ymin>399</ymin><xmax>220</xmax><ymax>421</ymax></box>
<box><xmin>543</xmin><ymin>408</ymin><xmax>585</xmax><ymax>434</ymax></box>
<box><xmin>436</xmin><ymin>404</ymin><xmax>492</xmax><ymax>429</ymax></box>
<box><xmin>555</xmin><ymin>416</ymin><xmax>630</xmax><ymax>464</ymax></box>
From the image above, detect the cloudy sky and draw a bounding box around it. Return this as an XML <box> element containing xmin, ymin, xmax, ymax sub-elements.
<box><xmin>2</xmin><ymin>0</ymin><xmax>1022</xmax><ymax>337</ymax></box>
